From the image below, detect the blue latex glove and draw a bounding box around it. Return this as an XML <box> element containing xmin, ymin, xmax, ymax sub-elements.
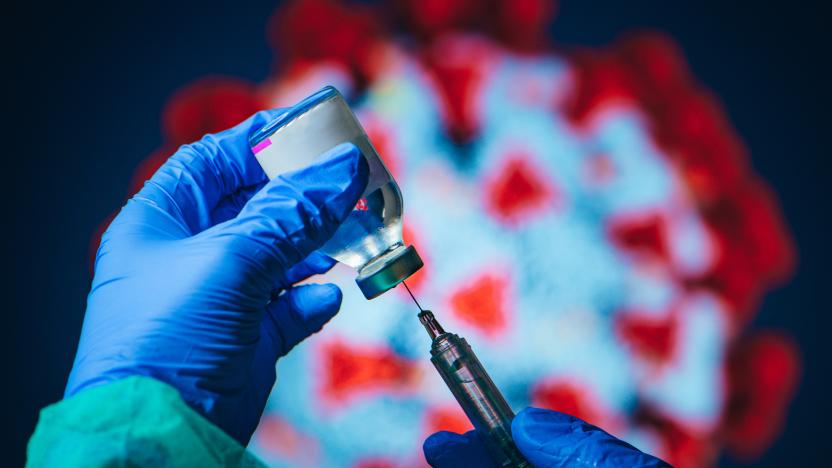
<box><xmin>65</xmin><ymin>109</ymin><xmax>369</xmax><ymax>445</ymax></box>
<box><xmin>424</xmin><ymin>408</ymin><xmax>670</xmax><ymax>467</ymax></box>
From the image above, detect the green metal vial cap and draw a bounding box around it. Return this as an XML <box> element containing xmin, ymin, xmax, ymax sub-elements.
<box><xmin>356</xmin><ymin>245</ymin><xmax>423</xmax><ymax>299</ymax></box>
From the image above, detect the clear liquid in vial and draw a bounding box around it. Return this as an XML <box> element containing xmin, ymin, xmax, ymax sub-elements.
<box><xmin>251</xmin><ymin>86</ymin><xmax>421</xmax><ymax>298</ymax></box>
<box><xmin>319</xmin><ymin>181</ymin><xmax>403</xmax><ymax>268</ymax></box>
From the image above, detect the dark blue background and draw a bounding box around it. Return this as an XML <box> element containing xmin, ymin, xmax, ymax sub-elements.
<box><xmin>10</xmin><ymin>1</ymin><xmax>828</xmax><ymax>466</ymax></box>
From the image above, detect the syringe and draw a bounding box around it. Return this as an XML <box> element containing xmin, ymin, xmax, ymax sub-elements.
<box><xmin>401</xmin><ymin>282</ymin><xmax>531</xmax><ymax>467</ymax></box>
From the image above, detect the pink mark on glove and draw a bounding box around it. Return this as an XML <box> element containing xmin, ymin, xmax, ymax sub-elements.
<box><xmin>252</xmin><ymin>138</ymin><xmax>272</xmax><ymax>155</ymax></box>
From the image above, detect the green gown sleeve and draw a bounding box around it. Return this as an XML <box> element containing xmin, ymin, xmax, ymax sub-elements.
<box><xmin>26</xmin><ymin>376</ymin><xmax>267</xmax><ymax>467</ymax></box>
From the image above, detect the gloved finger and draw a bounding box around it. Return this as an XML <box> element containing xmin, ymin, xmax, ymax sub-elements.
<box><xmin>281</xmin><ymin>252</ymin><xmax>336</xmax><ymax>287</ymax></box>
<box><xmin>208</xmin><ymin>182</ymin><xmax>267</xmax><ymax>225</ymax></box>
<box><xmin>261</xmin><ymin>283</ymin><xmax>343</xmax><ymax>360</ymax></box>
<box><xmin>423</xmin><ymin>430</ymin><xmax>497</xmax><ymax>468</ymax></box>
<box><xmin>135</xmin><ymin>109</ymin><xmax>285</xmax><ymax>234</ymax></box>
<box><xmin>512</xmin><ymin>408</ymin><xmax>670</xmax><ymax>467</ymax></box>
<box><xmin>226</xmin><ymin>142</ymin><xmax>368</xmax><ymax>272</ymax></box>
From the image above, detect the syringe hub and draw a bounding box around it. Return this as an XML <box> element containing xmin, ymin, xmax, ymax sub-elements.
<box><xmin>418</xmin><ymin>310</ymin><xmax>446</xmax><ymax>340</ymax></box>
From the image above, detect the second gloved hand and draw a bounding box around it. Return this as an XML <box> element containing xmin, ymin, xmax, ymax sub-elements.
<box><xmin>424</xmin><ymin>407</ymin><xmax>670</xmax><ymax>467</ymax></box>
<box><xmin>65</xmin><ymin>110</ymin><xmax>369</xmax><ymax>445</ymax></box>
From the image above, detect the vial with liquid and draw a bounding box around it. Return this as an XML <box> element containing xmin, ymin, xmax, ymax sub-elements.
<box><xmin>250</xmin><ymin>86</ymin><xmax>422</xmax><ymax>299</ymax></box>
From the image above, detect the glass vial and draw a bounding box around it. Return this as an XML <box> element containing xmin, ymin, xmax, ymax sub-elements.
<box><xmin>249</xmin><ymin>86</ymin><xmax>422</xmax><ymax>299</ymax></box>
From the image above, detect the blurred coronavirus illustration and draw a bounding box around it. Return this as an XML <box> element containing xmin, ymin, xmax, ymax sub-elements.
<box><xmin>101</xmin><ymin>1</ymin><xmax>799</xmax><ymax>466</ymax></box>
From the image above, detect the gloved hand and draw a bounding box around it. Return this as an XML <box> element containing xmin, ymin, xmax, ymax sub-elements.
<box><xmin>424</xmin><ymin>408</ymin><xmax>670</xmax><ymax>467</ymax></box>
<box><xmin>65</xmin><ymin>109</ymin><xmax>369</xmax><ymax>445</ymax></box>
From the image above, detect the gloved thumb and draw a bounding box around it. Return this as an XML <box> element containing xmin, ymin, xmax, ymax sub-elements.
<box><xmin>229</xmin><ymin>284</ymin><xmax>342</xmax><ymax>446</ymax></box>
<box><xmin>223</xmin><ymin>142</ymin><xmax>368</xmax><ymax>273</ymax></box>
<box><xmin>423</xmin><ymin>430</ymin><xmax>496</xmax><ymax>468</ymax></box>
<box><xmin>263</xmin><ymin>283</ymin><xmax>343</xmax><ymax>360</ymax></box>
<box><xmin>512</xmin><ymin>408</ymin><xmax>670</xmax><ymax>467</ymax></box>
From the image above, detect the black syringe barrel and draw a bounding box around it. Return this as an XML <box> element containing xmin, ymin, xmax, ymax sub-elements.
<box><xmin>424</xmin><ymin>319</ymin><xmax>531</xmax><ymax>467</ymax></box>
